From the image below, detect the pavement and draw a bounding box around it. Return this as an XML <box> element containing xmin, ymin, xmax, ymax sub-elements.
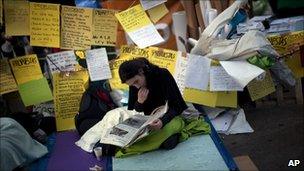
<box><xmin>222</xmin><ymin>104</ymin><xmax>303</xmax><ymax>171</ymax></box>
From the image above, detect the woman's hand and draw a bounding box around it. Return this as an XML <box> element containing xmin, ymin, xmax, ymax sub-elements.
<box><xmin>149</xmin><ymin>119</ymin><xmax>163</xmax><ymax>130</ymax></box>
<box><xmin>137</xmin><ymin>87</ymin><xmax>149</xmax><ymax>104</ymax></box>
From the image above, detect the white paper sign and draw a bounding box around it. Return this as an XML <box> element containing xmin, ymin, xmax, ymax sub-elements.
<box><xmin>220</xmin><ymin>61</ymin><xmax>265</xmax><ymax>88</ymax></box>
<box><xmin>185</xmin><ymin>54</ymin><xmax>211</xmax><ymax>90</ymax></box>
<box><xmin>210</xmin><ymin>66</ymin><xmax>243</xmax><ymax>91</ymax></box>
<box><xmin>128</xmin><ymin>24</ymin><xmax>164</xmax><ymax>48</ymax></box>
<box><xmin>140</xmin><ymin>0</ymin><xmax>167</xmax><ymax>10</ymax></box>
<box><xmin>46</xmin><ymin>51</ymin><xmax>78</xmax><ymax>74</ymax></box>
<box><xmin>86</xmin><ymin>48</ymin><xmax>112</xmax><ymax>81</ymax></box>
<box><xmin>173</xmin><ymin>52</ymin><xmax>188</xmax><ymax>95</ymax></box>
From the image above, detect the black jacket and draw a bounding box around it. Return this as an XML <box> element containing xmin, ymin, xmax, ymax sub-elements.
<box><xmin>127</xmin><ymin>66</ymin><xmax>187</xmax><ymax>127</ymax></box>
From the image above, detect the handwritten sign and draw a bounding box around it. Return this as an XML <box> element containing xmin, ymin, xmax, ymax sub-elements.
<box><xmin>173</xmin><ymin>52</ymin><xmax>188</xmax><ymax>94</ymax></box>
<box><xmin>61</xmin><ymin>6</ymin><xmax>93</xmax><ymax>50</ymax></box>
<box><xmin>92</xmin><ymin>9</ymin><xmax>118</xmax><ymax>46</ymax></box>
<box><xmin>185</xmin><ymin>54</ymin><xmax>211</xmax><ymax>91</ymax></box>
<box><xmin>0</xmin><ymin>59</ymin><xmax>18</xmax><ymax>95</ymax></box>
<box><xmin>267</xmin><ymin>30</ymin><xmax>304</xmax><ymax>56</ymax></box>
<box><xmin>148</xmin><ymin>47</ymin><xmax>177</xmax><ymax>75</ymax></box>
<box><xmin>247</xmin><ymin>71</ymin><xmax>275</xmax><ymax>101</ymax></box>
<box><xmin>30</xmin><ymin>2</ymin><xmax>60</xmax><ymax>48</ymax></box>
<box><xmin>86</xmin><ymin>48</ymin><xmax>112</xmax><ymax>81</ymax></box>
<box><xmin>115</xmin><ymin>4</ymin><xmax>164</xmax><ymax>48</ymax></box>
<box><xmin>147</xmin><ymin>3</ymin><xmax>168</xmax><ymax>23</ymax></box>
<box><xmin>4</xmin><ymin>0</ymin><xmax>30</xmax><ymax>35</ymax></box>
<box><xmin>53</xmin><ymin>71</ymin><xmax>88</xmax><ymax>131</ymax></box>
<box><xmin>9</xmin><ymin>54</ymin><xmax>43</xmax><ymax>85</ymax></box>
<box><xmin>210</xmin><ymin>66</ymin><xmax>243</xmax><ymax>91</ymax></box>
<box><xmin>46</xmin><ymin>51</ymin><xmax>79</xmax><ymax>74</ymax></box>
<box><xmin>18</xmin><ymin>77</ymin><xmax>53</xmax><ymax>106</ymax></box>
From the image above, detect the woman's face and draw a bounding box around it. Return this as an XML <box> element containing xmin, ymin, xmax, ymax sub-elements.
<box><xmin>125</xmin><ymin>74</ymin><xmax>146</xmax><ymax>89</ymax></box>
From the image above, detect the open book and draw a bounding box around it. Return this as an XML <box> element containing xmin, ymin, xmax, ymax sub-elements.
<box><xmin>100</xmin><ymin>102</ymin><xmax>168</xmax><ymax>148</ymax></box>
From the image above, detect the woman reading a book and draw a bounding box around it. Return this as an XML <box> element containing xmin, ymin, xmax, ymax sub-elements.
<box><xmin>114</xmin><ymin>57</ymin><xmax>188</xmax><ymax>157</ymax></box>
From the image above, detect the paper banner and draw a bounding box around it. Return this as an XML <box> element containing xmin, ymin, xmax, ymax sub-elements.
<box><xmin>119</xmin><ymin>45</ymin><xmax>150</xmax><ymax>59</ymax></box>
<box><xmin>247</xmin><ymin>71</ymin><xmax>275</xmax><ymax>101</ymax></box>
<box><xmin>9</xmin><ymin>54</ymin><xmax>43</xmax><ymax>85</ymax></box>
<box><xmin>0</xmin><ymin>59</ymin><xmax>18</xmax><ymax>95</ymax></box>
<box><xmin>30</xmin><ymin>2</ymin><xmax>60</xmax><ymax>48</ymax></box>
<box><xmin>18</xmin><ymin>77</ymin><xmax>53</xmax><ymax>106</ymax></box>
<box><xmin>92</xmin><ymin>9</ymin><xmax>118</xmax><ymax>46</ymax></box>
<box><xmin>267</xmin><ymin>30</ymin><xmax>304</xmax><ymax>56</ymax></box>
<box><xmin>61</xmin><ymin>6</ymin><xmax>93</xmax><ymax>50</ymax></box>
<box><xmin>220</xmin><ymin>61</ymin><xmax>265</xmax><ymax>88</ymax></box>
<box><xmin>4</xmin><ymin>0</ymin><xmax>30</xmax><ymax>36</ymax></box>
<box><xmin>53</xmin><ymin>71</ymin><xmax>88</xmax><ymax>131</ymax></box>
<box><xmin>148</xmin><ymin>47</ymin><xmax>177</xmax><ymax>75</ymax></box>
<box><xmin>183</xmin><ymin>88</ymin><xmax>237</xmax><ymax>108</ymax></box>
<box><xmin>185</xmin><ymin>54</ymin><xmax>211</xmax><ymax>91</ymax></box>
<box><xmin>210</xmin><ymin>66</ymin><xmax>243</xmax><ymax>91</ymax></box>
<box><xmin>115</xmin><ymin>4</ymin><xmax>164</xmax><ymax>48</ymax></box>
<box><xmin>86</xmin><ymin>48</ymin><xmax>112</xmax><ymax>81</ymax></box>
<box><xmin>147</xmin><ymin>3</ymin><xmax>169</xmax><ymax>23</ymax></box>
<box><xmin>140</xmin><ymin>0</ymin><xmax>167</xmax><ymax>10</ymax></box>
<box><xmin>46</xmin><ymin>51</ymin><xmax>79</xmax><ymax>74</ymax></box>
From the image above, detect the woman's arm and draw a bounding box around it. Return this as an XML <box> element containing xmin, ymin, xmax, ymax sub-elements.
<box><xmin>159</xmin><ymin>69</ymin><xmax>188</xmax><ymax>127</ymax></box>
<box><xmin>127</xmin><ymin>86</ymin><xmax>144</xmax><ymax>112</ymax></box>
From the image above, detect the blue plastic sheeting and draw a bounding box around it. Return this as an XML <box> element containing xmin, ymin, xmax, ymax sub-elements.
<box><xmin>112</xmin><ymin>134</ymin><xmax>229</xmax><ymax>171</ymax></box>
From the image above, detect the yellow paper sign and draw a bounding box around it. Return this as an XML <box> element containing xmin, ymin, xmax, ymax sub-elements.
<box><xmin>18</xmin><ymin>77</ymin><xmax>53</xmax><ymax>106</ymax></box>
<box><xmin>147</xmin><ymin>3</ymin><xmax>168</xmax><ymax>23</ymax></box>
<box><xmin>183</xmin><ymin>88</ymin><xmax>237</xmax><ymax>108</ymax></box>
<box><xmin>285</xmin><ymin>51</ymin><xmax>304</xmax><ymax>78</ymax></box>
<box><xmin>61</xmin><ymin>6</ymin><xmax>93</xmax><ymax>50</ymax></box>
<box><xmin>92</xmin><ymin>9</ymin><xmax>118</xmax><ymax>46</ymax></box>
<box><xmin>247</xmin><ymin>71</ymin><xmax>275</xmax><ymax>101</ymax></box>
<box><xmin>267</xmin><ymin>30</ymin><xmax>304</xmax><ymax>56</ymax></box>
<box><xmin>4</xmin><ymin>0</ymin><xmax>30</xmax><ymax>36</ymax></box>
<box><xmin>115</xmin><ymin>4</ymin><xmax>151</xmax><ymax>32</ymax></box>
<box><xmin>9</xmin><ymin>54</ymin><xmax>43</xmax><ymax>85</ymax></box>
<box><xmin>53</xmin><ymin>71</ymin><xmax>89</xmax><ymax>131</ymax></box>
<box><xmin>30</xmin><ymin>2</ymin><xmax>60</xmax><ymax>48</ymax></box>
<box><xmin>0</xmin><ymin>59</ymin><xmax>18</xmax><ymax>95</ymax></box>
<box><xmin>148</xmin><ymin>47</ymin><xmax>177</xmax><ymax>75</ymax></box>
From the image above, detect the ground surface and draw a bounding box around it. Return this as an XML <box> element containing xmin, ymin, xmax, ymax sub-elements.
<box><xmin>222</xmin><ymin>104</ymin><xmax>303</xmax><ymax>171</ymax></box>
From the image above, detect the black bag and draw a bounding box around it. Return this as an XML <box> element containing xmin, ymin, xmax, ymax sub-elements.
<box><xmin>75</xmin><ymin>81</ymin><xmax>117</xmax><ymax>135</ymax></box>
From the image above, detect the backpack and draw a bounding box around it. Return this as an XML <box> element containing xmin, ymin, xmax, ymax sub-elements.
<box><xmin>75</xmin><ymin>81</ymin><xmax>117</xmax><ymax>135</ymax></box>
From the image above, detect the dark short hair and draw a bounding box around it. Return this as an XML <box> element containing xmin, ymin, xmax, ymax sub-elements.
<box><xmin>119</xmin><ymin>57</ymin><xmax>149</xmax><ymax>83</ymax></box>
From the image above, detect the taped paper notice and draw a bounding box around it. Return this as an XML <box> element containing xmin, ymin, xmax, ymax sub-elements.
<box><xmin>53</xmin><ymin>71</ymin><xmax>88</xmax><ymax>131</ymax></box>
<box><xmin>30</xmin><ymin>2</ymin><xmax>60</xmax><ymax>48</ymax></box>
<box><xmin>4</xmin><ymin>0</ymin><xmax>30</xmax><ymax>36</ymax></box>
<box><xmin>115</xmin><ymin>5</ymin><xmax>164</xmax><ymax>48</ymax></box>
<box><xmin>92</xmin><ymin>9</ymin><xmax>118</xmax><ymax>46</ymax></box>
<box><xmin>61</xmin><ymin>6</ymin><xmax>93</xmax><ymax>50</ymax></box>
<box><xmin>10</xmin><ymin>54</ymin><xmax>43</xmax><ymax>85</ymax></box>
<box><xmin>86</xmin><ymin>48</ymin><xmax>112</xmax><ymax>81</ymax></box>
<box><xmin>0</xmin><ymin>59</ymin><xmax>18</xmax><ymax>94</ymax></box>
